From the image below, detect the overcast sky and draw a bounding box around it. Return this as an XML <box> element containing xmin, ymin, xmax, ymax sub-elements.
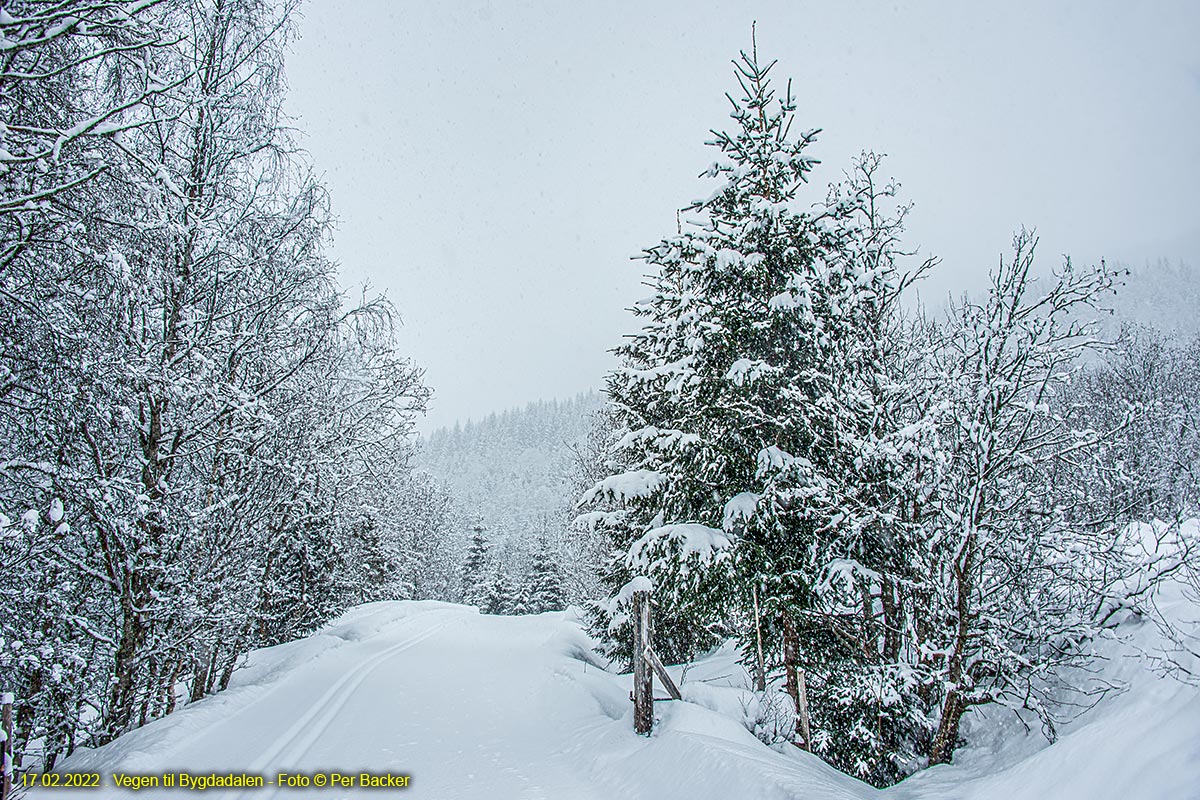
<box><xmin>283</xmin><ymin>1</ymin><xmax>1200</xmax><ymax>432</ymax></box>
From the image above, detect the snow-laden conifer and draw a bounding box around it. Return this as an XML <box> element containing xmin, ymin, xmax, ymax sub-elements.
<box><xmin>581</xmin><ymin>38</ymin><xmax>941</xmax><ymax>782</ymax></box>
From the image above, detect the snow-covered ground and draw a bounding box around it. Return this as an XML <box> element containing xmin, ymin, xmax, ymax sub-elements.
<box><xmin>30</xmin><ymin>595</ymin><xmax>1200</xmax><ymax>800</ymax></box>
<box><xmin>890</xmin><ymin>530</ymin><xmax>1200</xmax><ymax>800</ymax></box>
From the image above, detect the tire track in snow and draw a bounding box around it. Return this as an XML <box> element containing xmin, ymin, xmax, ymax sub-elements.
<box><xmin>235</xmin><ymin>613</ymin><xmax>450</xmax><ymax>799</ymax></box>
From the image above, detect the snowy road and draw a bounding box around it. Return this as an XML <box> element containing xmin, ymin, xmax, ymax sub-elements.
<box><xmin>27</xmin><ymin>598</ymin><xmax>1200</xmax><ymax>800</ymax></box>
<box><xmin>224</xmin><ymin>606</ymin><xmax>616</xmax><ymax>800</ymax></box>
<box><xmin>36</xmin><ymin>601</ymin><xmax>874</xmax><ymax>799</ymax></box>
<box><xmin>42</xmin><ymin>603</ymin><xmax>636</xmax><ymax>799</ymax></box>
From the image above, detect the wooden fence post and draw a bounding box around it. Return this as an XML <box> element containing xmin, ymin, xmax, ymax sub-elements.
<box><xmin>795</xmin><ymin>669</ymin><xmax>812</xmax><ymax>752</ymax></box>
<box><xmin>632</xmin><ymin>590</ymin><xmax>653</xmax><ymax>735</ymax></box>
<box><xmin>780</xmin><ymin>610</ymin><xmax>813</xmax><ymax>751</ymax></box>
<box><xmin>2</xmin><ymin>691</ymin><xmax>13</xmax><ymax>800</ymax></box>
<box><xmin>751</xmin><ymin>584</ymin><xmax>767</xmax><ymax>692</ymax></box>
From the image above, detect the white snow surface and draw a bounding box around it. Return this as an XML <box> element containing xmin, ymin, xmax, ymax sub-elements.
<box><xmin>35</xmin><ymin>594</ymin><xmax>1200</xmax><ymax>800</ymax></box>
<box><xmin>891</xmin><ymin>572</ymin><xmax>1200</xmax><ymax>800</ymax></box>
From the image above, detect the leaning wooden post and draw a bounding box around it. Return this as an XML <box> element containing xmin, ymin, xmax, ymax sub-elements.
<box><xmin>2</xmin><ymin>691</ymin><xmax>13</xmax><ymax>800</ymax></box>
<box><xmin>644</xmin><ymin>646</ymin><xmax>682</xmax><ymax>700</ymax></box>
<box><xmin>632</xmin><ymin>590</ymin><xmax>653</xmax><ymax>735</ymax></box>
<box><xmin>795</xmin><ymin>669</ymin><xmax>813</xmax><ymax>752</ymax></box>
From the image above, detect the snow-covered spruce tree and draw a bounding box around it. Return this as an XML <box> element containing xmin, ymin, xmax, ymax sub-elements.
<box><xmin>461</xmin><ymin>526</ymin><xmax>492</xmax><ymax>607</ymax></box>
<box><xmin>483</xmin><ymin>565</ymin><xmax>515</xmax><ymax>615</ymax></box>
<box><xmin>527</xmin><ymin>537</ymin><xmax>566</xmax><ymax>613</ymax></box>
<box><xmin>579</xmin><ymin>41</ymin><xmax>933</xmax><ymax>781</ymax></box>
<box><xmin>580</xmin><ymin>41</ymin><xmax>832</xmax><ymax>667</ymax></box>
<box><xmin>510</xmin><ymin>579</ymin><xmax>533</xmax><ymax>616</ymax></box>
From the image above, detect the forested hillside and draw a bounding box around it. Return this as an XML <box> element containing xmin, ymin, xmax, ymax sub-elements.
<box><xmin>416</xmin><ymin>392</ymin><xmax>605</xmax><ymax>607</ymax></box>
<box><xmin>1105</xmin><ymin>259</ymin><xmax>1200</xmax><ymax>339</ymax></box>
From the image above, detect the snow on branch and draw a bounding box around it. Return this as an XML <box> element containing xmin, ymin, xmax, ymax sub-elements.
<box><xmin>816</xmin><ymin>558</ymin><xmax>883</xmax><ymax>599</ymax></box>
<box><xmin>627</xmin><ymin>522</ymin><xmax>735</xmax><ymax>573</ymax></box>
<box><xmin>722</xmin><ymin>492</ymin><xmax>760</xmax><ymax>531</ymax></box>
<box><xmin>579</xmin><ymin>469</ymin><xmax>667</xmax><ymax>506</ymax></box>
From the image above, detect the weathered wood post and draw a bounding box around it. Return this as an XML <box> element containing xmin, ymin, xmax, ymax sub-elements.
<box><xmin>2</xmin><ymin>691</ymin><xmax>13</xmax><ymax>800</ymax></box>
<box><xmin>632</xmin><ymin>590</ymin><xmax>653</xmax><ymax>735</ymax></box>
<box><xmin>644</xmin><ymin>647</ymin><xmax>682</xmax><ymax>701</ymax></box>
<box><xmin>795</xmin><ymin>669</ymin><xmax>812</xmax><ymax>752</ymax></box>
<box><xmin>751</xmin><ymin>584</ymin><xmax>767</xmax><ymax>692</ymax></box>
<box><xmin>780</xmin><ymin>610</ymin><xmax>812</xmax><ymax>751</ymax></box>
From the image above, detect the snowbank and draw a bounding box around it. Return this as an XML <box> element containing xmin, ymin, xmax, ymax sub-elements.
<box><xmin>30</xmin><ymin>586</ymin><xmax>1200</xmax><ymax>800</ymax></box>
